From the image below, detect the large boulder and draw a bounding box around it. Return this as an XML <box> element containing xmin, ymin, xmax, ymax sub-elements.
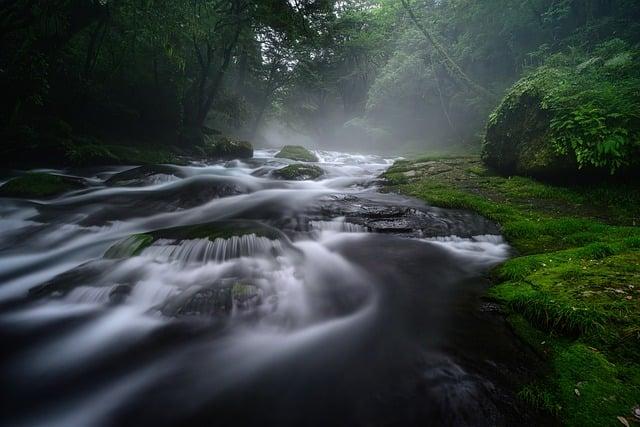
<box><xmin>275</xmin><ymin>145</ymin><xmax>319</xmax><ymax>162</ymax></box>
<box><xmin>482</xmin><ymin>70</ymin><xmax>577</xmax><ymax>178</ymax></box>
<box><xmin>273</xmin><ymin>164</ymin><xmax>324</xmax><ymax>180</ymax></box>
<box><xmin>201</xmin><ymin>135</ymin><xmax>253</xmax><ymax>160</ymax></box>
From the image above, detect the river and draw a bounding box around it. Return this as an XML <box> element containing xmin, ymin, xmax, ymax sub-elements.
<box><xmin>0</xmin><ymin>149</ymin><xmax>547</xmax><ymax>426</ymax></box>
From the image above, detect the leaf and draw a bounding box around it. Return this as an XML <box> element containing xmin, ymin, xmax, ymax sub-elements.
<box><xmin>617</xmin><ymin>416</ymin><xmax>630</xmax><ymax>427</ymax></box>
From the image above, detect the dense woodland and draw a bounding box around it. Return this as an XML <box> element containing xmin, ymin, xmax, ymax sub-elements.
<box><xmin>1</xmin><ymin>0</ymin><xmax>639</xmax><ymax>170</ymax></box>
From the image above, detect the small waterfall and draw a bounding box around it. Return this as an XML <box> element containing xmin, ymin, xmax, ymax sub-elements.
<box><xmin>65</xmin><ymin>285</ymin><xmax>115</xmax><ymax>304</ymax></box>
<box><xmin>140</xmin><ymin>234</ymin><xmax>284</xmax><ymax>264</ymax></box>
<box><xmin>309</xmin><ymin>218</ymin><xmax>367</xmax><ymax>233</ymax></box>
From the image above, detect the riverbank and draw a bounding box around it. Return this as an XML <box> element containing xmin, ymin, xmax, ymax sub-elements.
<box><xmin>383</xmin><ymin>156</ymin><xmax>640</xmax><ymax>426</ymax></box>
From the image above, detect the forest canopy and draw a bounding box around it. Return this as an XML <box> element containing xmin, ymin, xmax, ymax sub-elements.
<box><xmin>1</xmin><ymin>0</ymin><xmax>639</xmax><ymax>169</ymax></box>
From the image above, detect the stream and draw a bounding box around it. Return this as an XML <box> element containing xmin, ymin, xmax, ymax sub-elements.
<box><xmin>0</xmin><ymin>150</ymin><xmax>547</xmax><ymax>426</ymax></box>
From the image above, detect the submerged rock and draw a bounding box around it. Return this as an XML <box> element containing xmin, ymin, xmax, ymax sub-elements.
<box><xmin>275</xmin><ymin>145</ymin><xmax>319</xmax><ymax>162</ymax></box>
<box><xmin>162</xmin><ymin>279</ymin><xmax>265</xmax><ymax>318</ymax></box>
<box><xmin>274</xmin><ymin>164</ymin><xmax>324</xmax><ymax>180</ymax></box>
<box><xmin>106</xmin><ymin>165</ymin><xmax>183</xmax><ymax>186</ymax></box>
<box><xmin>104</xmin><ymin>234</ymin><xmax>154</xmax><ymax>258</ymax></box>
<box><xmin>0</xmin><ymin>173</ymin><xmax>87</xmax><ymax>198</ymax></box>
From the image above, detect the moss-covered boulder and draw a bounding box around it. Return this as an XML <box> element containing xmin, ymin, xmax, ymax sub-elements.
<box><xmin>103</xmin><ymin>220</ymin><xmax>284</xmax><ymax>259</ymax></box>
<box><xmin>0</xmin><ymin>173</ymin><xmax>87</xmax><ymax>198</ymax></box>
<box><xmin>201</xmin><ymin>135</ymin><xmax>253</xmax><ymax>160</ymax></box>
<box><xmin>275</xmin><ymin>145</ymin><xmax>318</xmax><ymax>162</ymax></box>
<box><xmin>273</xmin><ymin>164</ymin><xmax>324</xmax><ymax>180</ymax></box>
<box><xmin>482</xmin><ymin>69</ymin><xmax>577</xmax><ymax>178</ymax></box>
<box><xmin>483</xmin><ymin>45</ymin><xmax>640</xmax><ymax>179</ymax></box>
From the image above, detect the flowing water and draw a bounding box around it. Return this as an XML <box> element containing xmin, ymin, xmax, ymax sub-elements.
<box><xmin>0</xmin><ymin>150</ymin><xmax>547</xmax><ymax>426</ymax></box>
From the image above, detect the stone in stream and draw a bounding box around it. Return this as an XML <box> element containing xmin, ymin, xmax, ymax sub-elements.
<box><xmin>274</xmin><ymin>145</ymin><xmax>319</xmax><ymax>162</ymax></box>
<box><xmin>200</xmin><ymin>135</ymin><xmax>254</xmax><ymax>160</ymax></box>
<box><xmin>313</xmin><ymin>194</ymin><xmax>500</xmax><ymax>237</ymax></box>
<box><xmin>104</xmin><ymin>220</ymin><xmax>290</xmax><ymax>260</ymax></box>
<box><xmin>273</xmin><ymin>164</ymin><xmax>324</xmax><ymax>180</ymax></box>
<box><xmin>161</xmin><ymin>279</ymin><xmax>266</xmax><ymax>318</ymax></box>
<box><xmin>0</xmin><ymin>173</ymin><xmax>88</xmax><ymax>198</ymax></box>
<box><xmin>106</xmin><ymin>165</ymin><xmax>184</xmax><ymax>186</ymax></box>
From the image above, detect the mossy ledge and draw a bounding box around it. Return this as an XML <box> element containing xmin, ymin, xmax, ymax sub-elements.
<box><xmin>104</xmin><ymin>220</ymin><xmax>283</xmax><ymax>259</ymax></box>
<box><xmin>0</xmin><ymin>173</ymin><xmax>87</xmax><ymax>198</ymax></box>
<box><xmin>274</xmin><ymin>145</ymin><xmax>319</xmax><ymax>162</ymax></box>
<box><xmin>383</xmin><ymin>156</ymin><xmax>640</xmax><ymax>427</ymax></box>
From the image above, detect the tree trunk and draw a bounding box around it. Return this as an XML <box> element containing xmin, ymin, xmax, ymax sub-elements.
<box><xmin>400</xmin><ymin>0</ymin><xmax>496</xmax><ymax>101</ymax></box>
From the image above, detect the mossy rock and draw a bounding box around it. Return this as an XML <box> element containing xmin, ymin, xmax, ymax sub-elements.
<box><xmin>275</xmin><ymin>145</ymin><xmax>319</xmax><ymax>162</ymax></box>
<box><xmin>201</xmin><ymin>135</ymin><xmax>253</xmax><ymax>160</ymax></box>
<box><xmin>106</xmin><ymin>165</ymin><xmax>183</xmax><ymax>186</ymax></box>
<box><xmin>273</xmin><ymin>164</ymin><xmax>324</xmax><ymax>180</ymax></box>
<box><xmin>104</xmin><ymin>234</ymin><xmax>155</xmax><ymax>258</ymax></box>
<box><xmin>104</xmin><ymin>220</ymin><xmax>284</xmax><ymax>258</ymax></box>
<box><xmin>482</xmin><ymin>88</ymin><xmax>575</xmax><ymax>179</ymax></box>
<box><xmin>0</xmin><ymin>173</ymin><xmax>87</xmax><ymax>198</ymax></box>
<box><xmin>162</xmin><ymin>279</ymin><xmax>264</xmax><ymax>317</ymax></box>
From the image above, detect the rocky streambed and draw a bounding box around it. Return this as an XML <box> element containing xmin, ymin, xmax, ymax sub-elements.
<box><xmin>0</xmin><ymin>149</ymin><xmax>549</xmax><ymax>426</ymax></box>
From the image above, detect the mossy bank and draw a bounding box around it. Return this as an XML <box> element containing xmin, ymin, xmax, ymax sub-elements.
<box><xmin>383</xmin><ymin>156</ymin><xmax>640</xmax><ymax>426</ymax></box>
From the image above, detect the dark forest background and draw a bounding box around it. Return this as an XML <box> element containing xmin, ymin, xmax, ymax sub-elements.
<box><xmin>1</xmin><ymin>0</ymin><xmax>639</xmax><ymax>169</ymax></box>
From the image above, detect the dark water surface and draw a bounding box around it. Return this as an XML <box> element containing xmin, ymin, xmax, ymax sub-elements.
<box><xmin>0</xmin><ymin>150</ymin><xmax>548</xmax><ymax>426</ymax></box>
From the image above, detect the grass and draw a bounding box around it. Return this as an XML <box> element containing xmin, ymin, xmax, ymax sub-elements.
<box><xmin>0</xmin><ymin>173</ymin><xmax>85</xmax><ymax>198</ymax></box>
<box><xmin>383</xmin><ymin>156</ymin><xmax>640</xmax><ymax>426</ymax></box>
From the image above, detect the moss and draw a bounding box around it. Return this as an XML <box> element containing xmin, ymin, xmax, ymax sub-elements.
<box><xmin>273</xmin><ymin>164</ymin><xmax>324</xmax><ymax>180</ymax></box>
<box><xmin>155</xmin><ymin>220</ymin><xmax>281</xmax><ymax>241</ymax></box>
<box><xmin>66</xmin><ymin>142</ymin><xmax>179</xmax><ymax>166</ymax></box>
<box><xmin>104</xmin><ymin>234</ymin><xmax>154</xmax><ymax>258</ymax></box>
<box><xmin>274</xmin><ymin>145</ymin><xmax>319</xmax><ymax>162</ymax></box>
<box><xmin>385</xmin><ymin>155</ymin><xmax>640</xmax><ymax>425</ymax></box>
<box><xmin>0</xmin><ymin>173</ymin><xmax>85</xmax><ymax>198</ymax></box>
<box><xmin>104</xmin><ymin>221</ymin><xmax>282</xmax><ymax>259</ymax></box>
<box><xmin>201</xmin><ymin>135</ymin><xmax>253</xmax><ymax>159</ymax></box>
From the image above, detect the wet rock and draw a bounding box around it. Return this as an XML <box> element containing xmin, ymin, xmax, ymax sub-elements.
<box><xmin>28</xmin><ymin>260</ymin><xmax>117</xmax><ymax>299</ymax></box>
<box><xmin>201</xmin><ymin>135</ymin><xmax>253</xmax><ymax>160</ymax></box>
<box><xmin>163</xmin><ymin>280</ymin><xmax>264</xmax><ymax>318</ymax></box>
<box><xmin>273</xmin><ymin>164</ymin><xmax>324</xmax><ymax>180</ymax></box>
<box><xmin>275</xmin><ymin>145</ymin><xmax>319</xmax><ymax>162</ymax></box>
<box><xmin>106</xmin><ymin>165</ymin><xmax>184</xmax><ymax>186</ymax></box>
<box><xmin>104</xmin><ymin>234</ymin><xmax>154</xmax><ymax>258</ymax></box>
<box><xmin>0</xmin><ymin>173</ymin><xmax>87</xmax><ymax>198</ymax></box>
<box><xmin>109</xmin><ymin>284</ymin><xmax>132</xmax><ymax>305</ymax></box>
<box><xmin>313</xmin><ymin>195</ymin><xmax>500</xmax><ymax>237</ymax></box>
<box><xmin>479</xmin><ymin>302</ymin><xmax>503</xmax><ymax>313</ymax></box>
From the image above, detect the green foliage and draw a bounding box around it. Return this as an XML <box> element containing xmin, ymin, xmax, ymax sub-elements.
<box><xmin>486</xmin><ymin>39</ymin><xmax>640</xmax><ymax>175</ymax></box>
